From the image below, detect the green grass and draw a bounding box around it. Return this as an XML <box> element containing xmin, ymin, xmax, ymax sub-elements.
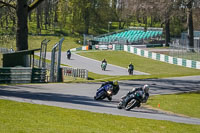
<box><xmin>78</xmin><ymin>51</ymin><xmax>200</xmax><ymax>80</ymax></box>
<box><xmin>28</xmin><ymin>36</ymin><xmax>82</xmax><ymax>52</ymax></box>
<box><xmin>147</xmin><ymin>92</ymin><xmax>200</xmax><ymax>118</ymax></box>
<box><xmin>0</xmin><ymin>35</ymin><xmax>81</xmax><ymax>52</ymax></box>
<box><xmin>0</xmin><ymin>99</ymin><xmax>199</xmax><ymax>133</ymax></box>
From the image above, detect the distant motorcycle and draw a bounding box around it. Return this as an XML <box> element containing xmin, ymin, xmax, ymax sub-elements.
<box><xmin>128</xmin><ymin>65</ymin><xmax>134</xmax><ymax>75</ymax></box>
<box><xmin>67</xmin><ymin>52</ymin><xmax>71</xmax><ymax>59</ymax></box>
<box><xmin>94</xmin><ymin>84</ymin><xmax>113</xmax><ymax>101</ymax></box>
<box><xmin>101</xmin><ymin>62</ymin><xmax>107</xmax><ymax>71</ymax></box>
<box><xmin>117</xmin><ymin>90</ymin><xmax>144</xmax><ymax>111</ymax></box>
<box><xmin>128</xmin><ymin>69</ymin><xmax>133</xmax><ymax>75</ymax></box>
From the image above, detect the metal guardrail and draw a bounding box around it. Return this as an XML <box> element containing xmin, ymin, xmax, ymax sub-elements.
<box><xmin>0</xmin><ymin>67</ymin><xmax>47</xmax><ymax>84</ymax></box>
<box><xmin>0</xmin><ymin>67</ymin><xmax>32</xmax><ymax>84</ymax></box>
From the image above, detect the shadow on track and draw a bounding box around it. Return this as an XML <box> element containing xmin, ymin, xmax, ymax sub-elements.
<box><xmin>0</xmin><ymin>89</ymin><xmax>116</xmax><ymax>109</ymax></box>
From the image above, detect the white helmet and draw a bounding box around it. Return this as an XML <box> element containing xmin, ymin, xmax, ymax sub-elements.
<box><xmin>143</xmin><ymin>84</ymin><xmax>149</xmax><ymax>93</ymax></box>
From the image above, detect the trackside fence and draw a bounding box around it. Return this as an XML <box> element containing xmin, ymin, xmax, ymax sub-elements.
<box><xmin>123</xmin><ymin>45</ymin><xmax>200</xmax><ymax>69</ymax></box>
<box><xmin>34</xmin><ymin>59</ymin><xmax>88</xmax><ymax>79</ymax></box>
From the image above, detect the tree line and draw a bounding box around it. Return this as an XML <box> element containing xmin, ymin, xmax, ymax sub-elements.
<box><xmin>0</xmin><ymin>0</ymin><xmax>200</xmax><ymax>51</ymax></box>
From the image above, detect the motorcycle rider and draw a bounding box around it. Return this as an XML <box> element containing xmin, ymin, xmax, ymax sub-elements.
<box><xmin>101</xmin><ymin>80</ymin><xmax>120</xmax><ymax>100</ymax></box>
<box><xmin>128</xmin><ymin>62</ymin><xmax>134</xmax><ymax>75</ymax></box>
<box><xmin>102</xmin><ymin>59</ymin><xmax>107</xmax><ymax>64</ymax></box>
<box><xmin>67</xmin><ymin>49</ymin><xmax>71</xmax><ymax>59</ymax></box>
<box><xmin>101</xmin><ymin>59</ymin><xmax>107</xmax><ymax>70</ymax></box>
<box><xmin>121</xmin><ymin>84</ymin><xmax>149</xmax><ymax>107</ymax></box>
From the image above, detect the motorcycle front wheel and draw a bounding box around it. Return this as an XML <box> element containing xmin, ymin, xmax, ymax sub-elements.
<box><xmin>125</xmin><ymin>98</ymin><xmax>138</xmax><ymax>111</ymax></box>
<box><xmin>94</xmin><ymin>91</ymin><xmax>106</xmax><ymax>100</ymax></box>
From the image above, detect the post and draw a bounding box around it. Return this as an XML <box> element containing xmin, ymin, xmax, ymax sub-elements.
<box><xmin>108</xmin><ymin>21</ymin><xmax>112</xmax><ymax>33</ymax></box>
<box><xmin>50</xmin><ymin>47</ymin><xmax>56</xmax><ymax>82</ymax></box>
<box><xmin>56</xmin><ymin>38</ymin><xmax>64</xmax><ymax>82</ymax></box>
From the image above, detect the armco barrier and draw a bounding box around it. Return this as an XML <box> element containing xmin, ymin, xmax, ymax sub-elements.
<box><xmin>0</xmin><ymin>67</ymin><xmax>46</xmax><ymax>84</ymax></box>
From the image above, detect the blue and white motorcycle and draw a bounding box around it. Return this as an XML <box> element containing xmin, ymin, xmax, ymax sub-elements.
<box><xmin>94</xmin><ymin>84</ymin><xmax>113</xmax><ymax>101</ymax></box>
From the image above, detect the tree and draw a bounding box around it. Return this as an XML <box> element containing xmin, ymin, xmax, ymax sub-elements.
<box><xmin>0</xmin><ymin>0</ymin><xmax>45</xmax><ymax>51</ymax></box>
<box><xmin>68</xmin><ymin>0</ymin><xmax>111</xmax><ymax>35</ymax></box>
<box><xmin>185</xmin><ymin>0</ymin><xmax>194</xmax><ymax>50</ymax></box>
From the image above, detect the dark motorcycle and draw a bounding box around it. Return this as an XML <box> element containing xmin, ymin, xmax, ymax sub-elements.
<box><xmin>128</xmin><ymin>65</ymin><xmax>134</xmax><ymax>75</ymax></box>
<box><xmin>94</xmin><ymin>84</ymin><xmax>113</xmax><ymax>101</ymax></box>
<box><xmin>67</xmin><ymin>52</ymin><xmax>71</xmax><ymax>59</ymax></box>
<box><xmin>117</xmin><ymin>90</ymin><xmax>144</xmax><ymax>111</ymax></box>
<box><xmin>128</xmin><ymin>69</ymin><xmax>133</xmax><ymax>75</ymax></box>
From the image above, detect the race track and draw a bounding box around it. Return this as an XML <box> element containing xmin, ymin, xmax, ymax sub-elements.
<box><xmin>44</xmin><ymin>52</ymin><xmax>149</xmax><ymax>76</ymax></box>
<box><xmin>1</xmin><ymin>76</ymin><xmax>200</xmax><ymax>125</ymax></box>
<box><xmin>1</xmin><ymin>52</ymin><xmax>199</xmax><ymax>125</ymax></box>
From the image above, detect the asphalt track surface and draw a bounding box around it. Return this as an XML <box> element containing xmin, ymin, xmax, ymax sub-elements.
<box><xmin>44</xmin><ymin>52</ymin><xmax>149</xmax><ymax>76</ymax></box>
<box><xmin>1</xmin><ymin>52</ymin><xmax>200</xmax><ymax>125</ymax></box>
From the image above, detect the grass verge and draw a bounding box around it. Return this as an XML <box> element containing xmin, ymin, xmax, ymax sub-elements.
<box><xmin>78</xmin><ymin>51</ymin><xmax>200</xmax><ymax>80</ymax></box>
<box><xmin>0</xmin><ymin>99</ymin><xmax>199</xmax><ymax>133</ymax></box>
<box><xmin>147</xmin><ymin>92</ymin><xmax>200</xmax><ymax>118</ymax></box>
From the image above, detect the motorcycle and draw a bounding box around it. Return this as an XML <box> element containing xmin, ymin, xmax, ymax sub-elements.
<box><xmin>94</xmin><ymin>84</ymin><xmax>113</xmax><ymax>101</ymax></box>
<box><xmin>117</xmin><ymin>90</ymin><xmax>144</xmax><ymax>111</ymax></box>
<box><xmin>67</xmin><ymin>52</ymin><xmax>71</xmax><ymax>59</ymax></box>
<box><xmin>101</xmin><ymin>62</ymin><xmax>107</xmax><ymax>71</ymax></box>
<box><xmin>128</xmin><ymin>69</ymin><xmax>133</xmax><ymax>75</ymax></box>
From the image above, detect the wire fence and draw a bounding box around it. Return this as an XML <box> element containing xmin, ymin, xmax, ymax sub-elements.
<box><xmin>169</xmin><ymin>40</ymin><xmax>200</xmax><ymax>61</ymax></box>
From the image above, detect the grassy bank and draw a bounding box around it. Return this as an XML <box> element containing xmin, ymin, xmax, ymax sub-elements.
<box><xmin>0</xmin><ymin>99</ymin><xmax>199</xmax><ymax>133</ymax></box>
<box><xmin>78</xmin><ymin>51</ymin><xmax>200</xmax><ymax>80</ymax></box>
<box><xmin>28</xmin><ymin>36</ymin><xmax>81</xmax><ymax>52</ymax></box>
<box><xmin>147</xmin><ymin>92</ymin><xmax>200</xmax><ymax>118</ymax></box>
<box><xmin>0</xmin><ymin>35</ymin><xmax>81</xmax><ymax>52</ymax></box>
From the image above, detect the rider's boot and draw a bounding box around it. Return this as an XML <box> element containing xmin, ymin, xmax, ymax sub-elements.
<box><xmin>137</xmin><ymin>103</ymin><xmax>141</xmax><ymax>107</ymax></box>
<box><xmin>107</xmin><ymin>96</ymin><xmax>112</xmax><ymax>101</ymax></box>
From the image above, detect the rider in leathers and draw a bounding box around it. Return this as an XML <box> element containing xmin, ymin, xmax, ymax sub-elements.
<box><xmin>121</xmin><ymin>84</ymin><xmax>149</xmax><ymax>107</ymax></box>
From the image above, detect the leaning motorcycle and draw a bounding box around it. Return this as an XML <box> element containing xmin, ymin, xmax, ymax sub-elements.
<box><xmin>117</xmin><ymin>90</ymin><xmax>144</xmax><ymax>111</ymax></box>
<box><xmin>94</xmin><ymin>84</ymin><xmax>113</xmax><ymax>101</ymax></box>
<box><xmin>101</xmin><ymin>62</ymin><xmax>107</xmax><ymax>71</ymax></box>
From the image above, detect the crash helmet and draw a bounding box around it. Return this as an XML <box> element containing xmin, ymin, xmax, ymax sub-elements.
<box><xmin>113</xmin><ymin>80</ymin><xmax>118</xmax><ymax>86</ymax></box>
<box><xmin>143</xmin><ymin>84</ymin><xmax>149</xmax><ymax>93</ymax></box>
